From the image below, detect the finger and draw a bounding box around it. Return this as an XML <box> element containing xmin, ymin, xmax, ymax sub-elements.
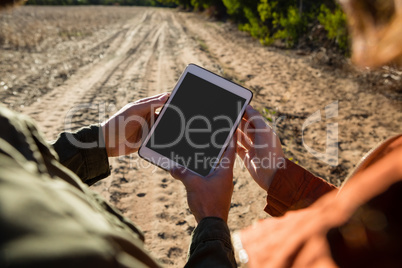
<box><xmin>236</xmin><ymin>144</ymin><xmax>248</xmax><ymax>160</ymax></box>
<box><xmin>226</xmin><ymin>134</ymin><xmax>238</xmax><ymax>170</ymax></box>
<box><xmin>236</xmin><ymin>143</ymin><xmax>256</xmax><ymax>163</ymax></box>
<box><xmin>136</xmin><ymin>93</ymin><xmax>170</xmax><ymax>115</ymax></box>
<box><xmin>242</xmin><ymin>105</ymin><xmax>255</xmax><ymax>123</ymax></box>
<box><xmin>245</xmin><ymin>107</ymin><xmax>276</xmax><ymax>148</ymax></box>
<box><xmin>238</xmin><ymin>118</ymin><xmax>251</xmax><ymax>133</ymax></box>
<box><xmin>213</xmin><ymin>134</ymin><xmax>237</xmax><ymax>177</ymax></box>
<box><xmin>239</xmin><ymin>116</ymin><xmax>256</xmax><ymax>133</ymax></box>
<box><xmin>170</xmin><ymin>164</ymin><xmax>193</xmax><ymax>186</ymax></box>
<box><xmin>143</xmin><ymin>93</ymin><xmax>170</xmax><ymax>106</ymax></box>
<box><xmin>238</xmin><ymin>118</ymin><xmax>257</xmax><ymax>142</ymax></box>
<box><xmin>244</xmin><ymin>105</ymin><xmax>268</xmax><ymax>129</ymax></box>
<box><xmin>135</xmin><ymin>93</ymin><xmax>170</xmax><ymax>103</ymax></box>
<box><xmin>237</xmin><ymin>129</ymin><xmax>253</xmax><ymax>151</ymax></box>
<box><xmin>236</xmin><ymin>147</ymin><xmax>259</xmax><ymax>179</ymax></box>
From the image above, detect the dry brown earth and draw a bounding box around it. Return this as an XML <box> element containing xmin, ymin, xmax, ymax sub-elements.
<box><xmin>1</xmin><ymin>6</ymin><xmax>401</xmax><ymax>267</ymax></box>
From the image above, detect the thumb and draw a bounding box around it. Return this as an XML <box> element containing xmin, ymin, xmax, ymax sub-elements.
<box><xmin>150</xmin><ymin>93</ymin><xmax>169</xmax><ymax>112</ymax></box>
<box><xmin>214</xmin><ymin>134</ymin><xmax>237</xmax><ymax>176</ymax></box>
<box><xmin>170</xmin><ymin>165</ymin><xmax>194</xmax><ymax>186</ymax></box>
<box><xmin>225</xmin><ymin>133</ymin><xmax>238</xmax><ymax>168</ymax></box>
<box><xmin>137</xmin><ymin>93</ymin><xmax>169</xmax><ymax>115</ymax></box>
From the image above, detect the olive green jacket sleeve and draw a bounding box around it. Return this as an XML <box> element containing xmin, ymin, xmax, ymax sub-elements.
<box><xmin>0</xmin><ymin>104</ymin><xmax>235</xmax><ymax>267</ymax></box>
<box><xmin>0</xmin><ymin>105</ymin><xmax>161</xmax><ymax>268</ymax></box>
<box><xmin>52</xmin><ymin>125</ymin><xmax>111</xmax><ymax>186</ymax></box>
<box><xmin>186</xmin><ymin>217</ymin><xmax>236</xmax><ymax>268</ymax></box>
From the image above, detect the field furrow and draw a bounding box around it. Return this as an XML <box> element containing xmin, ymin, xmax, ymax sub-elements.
<box><xmin>1</xmin><ymin>6</ymin><xmax>401</xmax><ymax>268</ymax></box>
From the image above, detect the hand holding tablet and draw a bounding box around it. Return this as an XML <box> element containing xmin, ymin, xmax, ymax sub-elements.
<box><xmin>139</xmin><ymin>64</ymin><xmax>253</xmax><ymax>177</ymax></box>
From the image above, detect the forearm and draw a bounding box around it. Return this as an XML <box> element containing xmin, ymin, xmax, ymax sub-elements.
<box><xmin>186</xmin><ymin>217</ymin><xmax>236</xmax><ymax>268</ymax></box>
<box><xmin>51</xmin><ymin>124</ymin><xmax>110</xmax><ymax>185</ymax></box>
<box><xmin>265</xmin><ymin>159</ymin><xmax>338</xmax><ymax>216</ymax></box>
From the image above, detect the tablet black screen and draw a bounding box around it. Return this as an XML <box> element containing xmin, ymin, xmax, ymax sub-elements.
<box><xmin>145</xmin><ymin>72</ymin><xmax>246</xmax><ymax>176</ymax></box>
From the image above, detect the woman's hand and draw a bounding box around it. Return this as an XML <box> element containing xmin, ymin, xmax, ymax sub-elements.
<box><xmin>101</xmin><ymin>93</ymin><xmax>169</xmax><ymax>157</ymax></box>
<box><xmin>170</xmin><ymin>136</ymin><xmax>237</xmax><ymax>223</ymax></box>
<box><xmin>236</xmin><ymin>105</ymin><xmax>285</xmax><ymax>191</ymax></box>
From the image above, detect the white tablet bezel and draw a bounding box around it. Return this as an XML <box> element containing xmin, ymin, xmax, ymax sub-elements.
<box><xmin>138</xmin><ymin>63</ymin><xmax>253</xmax><ymax>177</ymax></box>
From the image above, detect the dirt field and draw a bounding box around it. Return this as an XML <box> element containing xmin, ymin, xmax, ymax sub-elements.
<box><xmin>1</xmin><ymin>6</ymin><xmax>401</xmax><ymax>267</ymax></box>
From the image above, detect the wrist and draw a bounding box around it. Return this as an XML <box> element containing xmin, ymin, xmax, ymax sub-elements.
<box><xmin>260</xmin><ymin>156</ymin><xmax>286</xmax><ymax>191</ymax></box>
<box><xmin>195</xmin><ymin>212</ymin><xmax>228</xmax><ymax>224</ymax></box>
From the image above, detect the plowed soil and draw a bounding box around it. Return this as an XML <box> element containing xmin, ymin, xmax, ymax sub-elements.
<box><xmin>1</xmin><ymin>6</ymin><xmax>401</xmax><ymax>267</ymax></box>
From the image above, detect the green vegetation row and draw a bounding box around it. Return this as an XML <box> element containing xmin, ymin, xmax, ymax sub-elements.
<box><xmin>160</xmin><ymin>0</ymin><xmax>348</xmax><ymax>52</ymax></box>
<box><xmin>26</xmin><ymin>0</ymin><xmax>349</xmax><ymax>53</ymax></box>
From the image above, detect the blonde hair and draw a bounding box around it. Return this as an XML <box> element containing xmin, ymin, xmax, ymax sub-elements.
<box><xmin>340</xmin><ymin>0</ymin><xmax>402</xmax><ymax>67</ymax></box>
<box><xmin>1</xmin><ymin>0</ymin><xmax>25</xmax><ymax>9</ymax></box>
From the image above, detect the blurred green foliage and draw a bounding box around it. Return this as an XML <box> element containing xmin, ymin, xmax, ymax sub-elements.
<box><xmin>317</xmin><ymin>4</ymin><xmax>349</xmax><ymax>51</ymax></box>
<box><xmin>26</xmin><ymin>0</ymin><xmax>349</xmax><ymax>52</ymax></box>
<box><xmin>199</xmin><ymin>0</ymin><xmax>348</xmax><ymax>52</ymax></box>
<box><xmin>272</xmin><ymin>6</ymin><xmax>306</xmax><ymax>47</ymax></box>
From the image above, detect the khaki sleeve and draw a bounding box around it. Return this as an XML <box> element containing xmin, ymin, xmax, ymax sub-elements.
<box><xmin>52</xmin><ymin>125</ymin><xmax>110</xmax><ymax>185</ymax></box>
<box><xmin>186</xmin><ymin>217</ymin><xmax>236</xmax><ymax>268</ymax></box>
<box><xmin>265</xmin><ymin>159</ymin><xmax>338</xmax><ymax>216</ymax></box>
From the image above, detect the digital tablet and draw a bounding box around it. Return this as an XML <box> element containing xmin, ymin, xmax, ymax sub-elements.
<box><xmin>139</xmin><ymin>64</ymin><xmax>253</xmax><ymax>177</ymax></box>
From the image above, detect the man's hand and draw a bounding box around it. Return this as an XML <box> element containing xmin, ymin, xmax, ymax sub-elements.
<box><xmin>170</xmin><ymin>136</ymin><xmax>237</xmax><ymax>223</ymax></box>
<box><xmin>101</xmin><ymin>93</ymin><xmax>169</xmax><ymax>157</ymax></box>
<box><xmin>236</xmin><ymin>105</ymin><xmax>285</xmax><ymax>191</ymax></box>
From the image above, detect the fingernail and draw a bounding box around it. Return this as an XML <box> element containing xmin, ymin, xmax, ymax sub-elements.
<box><xmin>172</xmin><ymin>165</ymin><xmax>186</xmax><ymax>175</ymax></box>
<box><xmin>172</xmin><ymin>163</ymin><xmax>183</xmax><ymax>171</ymax></box>
<box><xmin>160</xmin><ymin>94</ymin><xmax>169</xmax><ymax>101</ymax></box>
